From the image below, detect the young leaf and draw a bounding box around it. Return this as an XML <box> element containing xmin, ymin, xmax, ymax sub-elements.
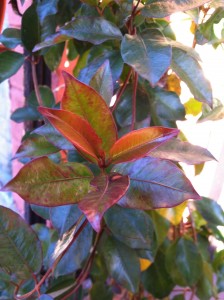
<box><xmin>109</xmin><ymin>127</ymin><xmax>179</xmax><ymax>165</ymax></box>
<box><xmin>150</xmin><ymin>138</ymin><xmax>215</xmax><ymax>165</ymax></box>
<box><xmin>78</xmin><ymin>173</ymin><xmax>129</xmax><ymax>232</ymax></box>
<box><xmin>101</xmin><ymin>235</ymin><xmax>140</xmax><ymax>293</ymax></box>
<box><xmin>61</xmin><ymin>72</ymin><xmax>117</xmax><ymax>154</ymax></box>
<box><xmin>113</xmin><ymin>157</ymin><xmax>200</xmax><ymax>210</ymax></box>
<box><xmin>0</xmin><ymin>206</ymin><xmax>42</xmax><ymax>279</ymax></box>
<box><xmin>121</xmin><ymin>29</ymin><xmax>171</xmax><ymax>86</ymax></box>
<box><xmin>38</xmin><ymin>107</ymin><xmax>104</xmax><ymax>164</ymax></box>
<box><xmin>0</xmin><ymin>51</ymin><xmax>24</xmax><ymax>83</ymax></box>
<box><xmin>1</xmin><ymin>157</ymin><xmax>93</xmax><ymax>206</ymax></box>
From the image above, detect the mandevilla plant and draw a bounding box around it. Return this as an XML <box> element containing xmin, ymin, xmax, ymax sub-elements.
<box><xmin>1</xmin><ymin>0</ymin><xmax>224</xmax><ymax>299</ymax></box>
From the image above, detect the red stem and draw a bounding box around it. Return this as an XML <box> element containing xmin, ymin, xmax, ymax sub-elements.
<box><xmin>31</xmin><ymin>56</ymin><xmax>44</xmax><ymax>106</ymax></box>
<box><xmin>131</xmin><ymin>71</ymin><xmax>138</xmax><ymax>131</ymax></box>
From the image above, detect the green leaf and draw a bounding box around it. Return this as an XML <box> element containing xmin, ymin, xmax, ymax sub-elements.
<box><xmin>105</xmin><ymin>205</ymin><xmax>156</xmax><ymax>255</ymax></box>
<box><xmin>121</xmin><ymin>29</ymin><xmax>171</xmax><ymax>86</ymax></box>
<box><xmin>150</xmin><ymin>138</ymin><xmax>215</xmax><ymax>165</ymax></box>
<box><xmin>90</xmin><ymin>282</ymin><xmax>113</xmax><ymax>300</ymax></box>
<box><xmin>141</xmin><ymin>0</ymin><xmax>210</xmax><ymax>18</ymax></box>
<box><xmin>0</xmin><ymin>51</ymin><xmax>24</xmax><ymax>83</ymax></box>
<box><xmin>157</xmin><ymin>201</ymin><xmax>187</xmax><ymax>226</ymax></box>
<box><xmin>142</xmin><ymin>247</ymin><xmax>174</xmax><ymax>298</ymax></box>
<box><xmin>171</xmin><ymin>47</ymin><xmax>212</xmax><ymax>106</ymax></box>
<box><xmin>109</xmin><ymin>127</ymin><xmax>179</xmax><ymax>164</ymax></box>
<box><xmin>11</xmin><ymin>106</ymin><xmax>41</xmax><ymax>123</ymax></box>
<box><xmin>36</xmin><ymin>0</ymin><xmax>59</xmax><ymax>25</ymax></box>
<box><xmin>198</xmin><ymin>99</ymin><xmax>224</xmax><ymax>123</ymax></box>
<box><xmin>193</xmin><ymin>197</ymin><xmax>224</xmax><ymax>226</ymax></box>
<box><xmin>78</xmin><ymin>174</ymin><xmax>129</xmax><ymax>232</ymax></box>
<box><xmin>1</xmin><ymin>157</ymin><xmax>93</xmax><ymax>206</ymax></box>
<box><xmin>21</xmin><ymin>4</ymin><xmax>40</xmax><ymax>52</ymax></box>
<box><xmin>28</xmin><ymin>86</ymin><xmax>56</xmax><ymax>108</ymax></box>
<box><xmin>61</xmin><ymin>72</ymin><xmax>117</xmax><ymax>155</ymax></box>
<box><xmin>196</xmin><ymin>260</ymin><xmax>215</xmax><ymax>300</ymax></box>
<box><xmin>33</xmin><ymin>17</ymin><xmax>122</xmax><ymax>50</ymax></box>
<box><xmin>148</xmin><ymin>211</ymin><xmax>170</xmax><ymax>247</ymax></box>
<box><xmin>0</xmin><ymin>206</ymin><xmax>42</xmax><ymax>279</ymax></box>
<box><xmin>166</xmin><ymin>237</ymin><xmax>203</xmax><ymax>286</ymax></box>
<box><xmin>90</xmin><ymin>60</ymin><xmax>113</xmax><ymax>106</ymax></box>
<box><xmin>0</xmin><ymin>28</ymin><xmax>21</xmax><ymax>48</ymax></box>
<box><xmin>44</xmin><ymin>43</ymin><xmax>65</xmax><ymax>71</ymax></box>
<box><xmin>14</xmin><ymin>135</ymin><xmax>60</xmax><ymax>159</ymax></box>
<box><xmin>113</xmin><ymin>157</ymin><xmax>200</xmax><ymax>210</ymax></box>
<box><xmin>31</xmin><ymin>205</ymin><xmax>50</xmax><ymax>220</ymax></box>
<box><xmin>102</xmin><ymin>235</ymin><xmax>140</xmax><ymax>293</ymax></box>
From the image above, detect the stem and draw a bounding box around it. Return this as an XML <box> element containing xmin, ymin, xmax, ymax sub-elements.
<box><xmin>31</xmin><ymin>56</ymin><xmax>44</xmax><ymax>106</ymax></box>
<box><xmin>111</xmin><ymin>68</ymin><xmax>132</xmax><ymax>112</ymax></box>
<box><xmin>189</xmin><ymin>287</ymin><xmax>196</xmax><ymax>300</ymax></box>
<box><xmin>131</xmin><ymin>71</ymin><xmax>138</xmax><ymax>131</ymax></box>
<box><xmin>188</xmin><ymin>202</ymin><xmax>198</xmax><ymax>243</ymax></box>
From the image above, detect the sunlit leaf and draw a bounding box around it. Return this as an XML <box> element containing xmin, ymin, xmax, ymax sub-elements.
<box><xmin>109</xmin><ymin>127</ymin><xmax>179</xmax><ymax>164</ymax></box>
<box><xmin>1</xmin><ymin>157</ymin><xmax>93</xmax><ymax>206</ymax></box>
<box><xmin>0</xmin><ymin>206</ymin><xmax>42</xmax><ymax>279</ymax></box>
<box><xmin>113</xmin><ymin>157</ymin><xmax>200</xmax><ymax>210</ymax></box>
<box><xmin>78</xmin><ymin>173</ymin><xmax>129</xmax><ymax>232</ymax></box>
<box><xmin>184</xmin><ymin>98</ymin><xmax>202</xmax><ymax>116</ymax></box>
<box><xmin>0</xmin><ymin>51</ymin><xmax>24</xmax><ymax>83</ymax></box>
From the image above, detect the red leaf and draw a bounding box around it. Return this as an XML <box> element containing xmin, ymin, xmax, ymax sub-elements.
<box><xmin>39</xmin><ymin>107</ymin><xmax>105</xmax><ymax>165</ymax></box>
<box><xmin>78</xmin><ymin>173</ymin><xmax>130</xmax><ymax>232</ymax></box>
<box><xmin>61</xmin><ymin>72</ymin><xmax>117</xmax><ymax>156</ymax></box>
<box><xmin>109</xmin><ymin>127</ymin><xmax>179</xmax><ymax>164</ymax></box>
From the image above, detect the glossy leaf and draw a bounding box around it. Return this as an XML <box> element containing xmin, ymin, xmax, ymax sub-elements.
<box><xmin>11</xmin><ymin>106</ymin><xmax>41</xmax><ymax>123</ymax></box>
<box><xmin>0</xmin><ymin>28</ymin><xmax>21</xmax><ymax>48</ymax></box>
<box><xmin>105</xmin><ymin>205</ymin><xmax>156</xmax><ymax>253</ymax></box>
<box><xmin>14</xmin><ymin>135</ymin><xmax>60</xmax><ymax>159</ymax></box>
<box><xmin>39</xmin><ymin>107</ymin><xmax>104</xmax><ymax>164</ymax></box>
<box><xmin>157</xmin><ymin>202</ymin><xmax>187</xmax><ymax>226</ymax></box>
<box><xmin>141</xmin><ymin>0</ymin><xmax>210</xmax><ymax>18</ymax></box>
<box><xmin>193</xmin><ymin>197</ymin><xmax>224</xmax><ymax>226</ymax></box>
<box><xmin>166</xmin><ymin>237</ymin><xmax>203</xmax><ymax>286</ymax></box>
<box><xmin>44</xmin><ymin>43</ymin><xmax>65</xmax><ymax>71</ymax></box>
<box><xmin>0</xmin><ymin>51</ymin><xmax>24</xmax><ymax>83</ymax></box>
<box><xmin>102</xmin><ymin>235</ymin><xmax>140</xmax><ymax>293</ymax></box>
<box><xmin>113</xmin><ymin>157</ymin><xmax>200</xmax><ymax>210</ymax></box>
<box><xmin>121</xmin><ymin>29</ymin><xmax>171</xmax><ymax>86</ymax></box>
<box><xmin>172</xmin><ymin>47</ymin><xmax>212</xmax><ymax>106</ymax></box>
<box><xmin>61</xmin><ymin>72</ymin><xmax>117</xmax><ymax>154</ymax></box>
<box><xmin>1</xmin><ymin>157</ymin><xmax>93</xmax><ymax>206</ymax></box>
<box><xmin>0</xmin><ymin>206</ymin><xmax>42</xmax><ymax>279</ymax></box>
<box><xmin>28</xmin><ymin>85</ymin><xmax>56</xmax><ymax>108</ymax></box>
<box><xmin>78</xmin><ymin>173</ymin><xmax>129</xmax><ymax>232</ymax></box>
<box><xmin>150</xmin><ymin>138</ymin><xmax>215</xmax><ymax>164</ymax></box>
<box><xmin>109</xmin><ymin>127</ymin><xmax>179</xmax><ymax>164</ymax></box>
<box><xmin>36</xmin><ymin>0</ymin><xmax>59</xmax><ymax>25</ymax></box>
<box><xmin>90</xmin><ymin>60</ymin><xmax>113</xmax><ymax>106</ymax></box>
<box><xmin>33</xmin><ymin>17</ymin><xmax>122</xmax><ymax>51</ymax></box>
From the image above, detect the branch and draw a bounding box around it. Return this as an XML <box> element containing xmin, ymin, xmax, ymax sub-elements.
<box><xmin>131</xmin><ymin>71</ymin><xmax>138</xmax><ymax>131</ymax></box>
<box><xmin>31</xmin><ymin>56</ymin><xmax>44</xmax><ymax>106</ymax></box>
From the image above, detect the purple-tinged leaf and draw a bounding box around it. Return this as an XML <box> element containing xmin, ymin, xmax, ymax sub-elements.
<box><xmin>150</xmin><ymin>138</ymin><xmax>215</xmax><ymax>164</ymax></box>
<box><xmin>78</xmin><ymin>173</ymin><xmax>130</xmax><ymax>232</ymax></box>
<box><xmin>113</xmin><ymin>157</ymin><xmax>200</xmax><ymax>210</ymax></box>
<box><xmin>0</xmin><ymin>205</ymin><xmax>42</xmax><ymax>279</ymax></box>
<box><xmin>1</xmin><ymin>157</ymin><xmax>93</xmax><ymax>206</ymax></box>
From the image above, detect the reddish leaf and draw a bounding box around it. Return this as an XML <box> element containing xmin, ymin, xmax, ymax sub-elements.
<box><xmin>61</xmin><ymin>72</ymin><xmax>117</xmax><ymax>155</ymax></box>
<box><xmin>78</xmin><ymin>173</ymin><xmax>130</xmax><ymax>232</ymax></box>
<box><xmin>109</xmin><ymin>127</ymin><xmax>179</xmax><ymax>165</ymax></box>
<box><xmin>1</xmin><ymin>157</ymin><xmax>93</xmax><ymax>206</ymax></box>
<box><xmin>39</xmin><ymin>107</ymin><xmax>105</xmax><ymax>165</ymax></box>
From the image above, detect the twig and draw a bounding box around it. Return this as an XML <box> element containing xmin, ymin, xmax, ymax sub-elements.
<box><xmin>131</xmin><ymin>71</ymin><xmax>138</xmax><ymax>131</ymax></box>
<box><xmin>31</xmin><ymin>56</ymin><xmax>44</xmax><ymax>106</ymax></box>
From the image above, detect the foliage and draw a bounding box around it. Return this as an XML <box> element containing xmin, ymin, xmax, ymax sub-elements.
<box><xmin>0</xmin><ymin>0</ymin><xmax>224</xmax><ymax>299</ymax></box>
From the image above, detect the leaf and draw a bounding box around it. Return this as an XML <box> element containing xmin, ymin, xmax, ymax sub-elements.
<box><xmin>121</xmin><ymin>29</ymin><xmax>171</xmax><ymax>86</ymax></box>
<box><xmin>11</xmin><ymin>107</ymin><xmax>41</xmax><ymax>123</ymax></box>
<box><xmin>105</xmin><ymin>205</ymin><xmax>157</xmax><ymax>254</ymax></box>
<box><xmin>14</xmin><ymin>135</ymin><xmax>60</xmax><ymax>159</ymax></box>
<box><xmin>50</xmin><ymin>205</ymin><xmax>82</xmax><ymax>236</ymax></box>
<box><xmin>193</xmin><ymin>197</ymin><xmax>224</xmax><ymax>226</ymax></box>
<box><xmin>44</xmin><ymin>43</ymin><xmax>65</xmax><ymax>71</ymax></box>
<box><xmin>1</xmin><ymin>157</ymin><xmax>93</xmax><ymax>206</ymax></box>
<box><xmin>90</xmin><ymin>282</ymin><xmax>113</xmax><ymax>300</ymax></box>
<box><xmin>21</xmin><ymin>4</ymin><xmax>40</xmax><ymax>52</ymax></box>
<box><xmin>38</xmin><ymin>107</ymin><xmax>104</xmax><ymax>164</ymax></box>
<box><xmin>166</xmin><ymin>237</ymin><xmax>203</xmax><ymax>286</ymax></box>
<box><xmin>28</xmin><ymin>86</ymin><xmax>56</xmax><ymax>108</ymax></box>
<box><xmin>36</xmin><ymin>0</ymin><xmax>59</xmax><ymax>25</ymax></box>
<box><xmin>0</xmin><ymin>206</ymin><xmax>42</xmax><ymax>279</ymax></box>
<box><xmin>33</xmin><ymin>17</ymin><xmax>122</xmax><ymax>51</ymax></box>
<box><xmin>39</xmin><ymin>295</ymin><xmax>54</xmax><ymax>300</ymax></box>
<box><xmin>90</xmin><ymin>60</ymin><xmax>113</xmax><ymax>106</ymax></box>
<box><xmin>184</xmin><ymin>97</ymin><xmax>202</xmax><ymax>116</ymax></box>
<box><xmin>196</xmin><ymin>260</ymin><xmax>215</xmax><ymax>300</ymax></box>
<box><xmin>0</xmin><ymin>28</ymin><xmax>21</xmax><ymax>48</ymax></box>
<box><xmin>148</xmin><ymin>211</ymin><xmax>170</xmax><ymax>247</ymax></box>
<box><xmin>109</xmin><ymin>127</ymin><xmax>179</xmax><ymax>164</ymax></box>
<box><xmin>78</xmin><ymin>173</ymin><xmax>129</xmax><ymax>232</ymax></box>
<box><xmin>198</xmin><ymin>99</ymin><xmax>224</xmax><ymax>123</ymax></box>
<box><xmin>61</xmin><ymin>72</ymin><xmax>117</xmax><ymax>155</ymax></box>
<box><xmin>157</xmin><ymin>202</ymin><xmax>187</xmax><ymax>225</ymax></box>
<box><xmin>101</xmin><ymin>235</ymin><xmax>140</xmax><ymax>292</ymax></box>
<box><xmin>150</xmin><ymin>138</ymin><xmax>215</xmax><ymax>164</ymax></box>
<box><xmin>171</xmin><ymin>47</ymin><xmax>212</xmax><ymax>106</ymax></box>
<box><xmin>0</xmin><ymin>51</ymin><xmax>24</xmax><ymax>83</ymax></box>
<box><xmin>113</xmin><ymin>157</ymin><xmax>200</xmax><ymax>210</ymax></box>
<box><xmin>31</xmin><ymin>205</ymin><xmax>50</xmax><ymax>220</ymax></box>
<box><xmin>141</xmin><ymin>0</ymin><xmax>210</xmax><ymax>18</ymax></box>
